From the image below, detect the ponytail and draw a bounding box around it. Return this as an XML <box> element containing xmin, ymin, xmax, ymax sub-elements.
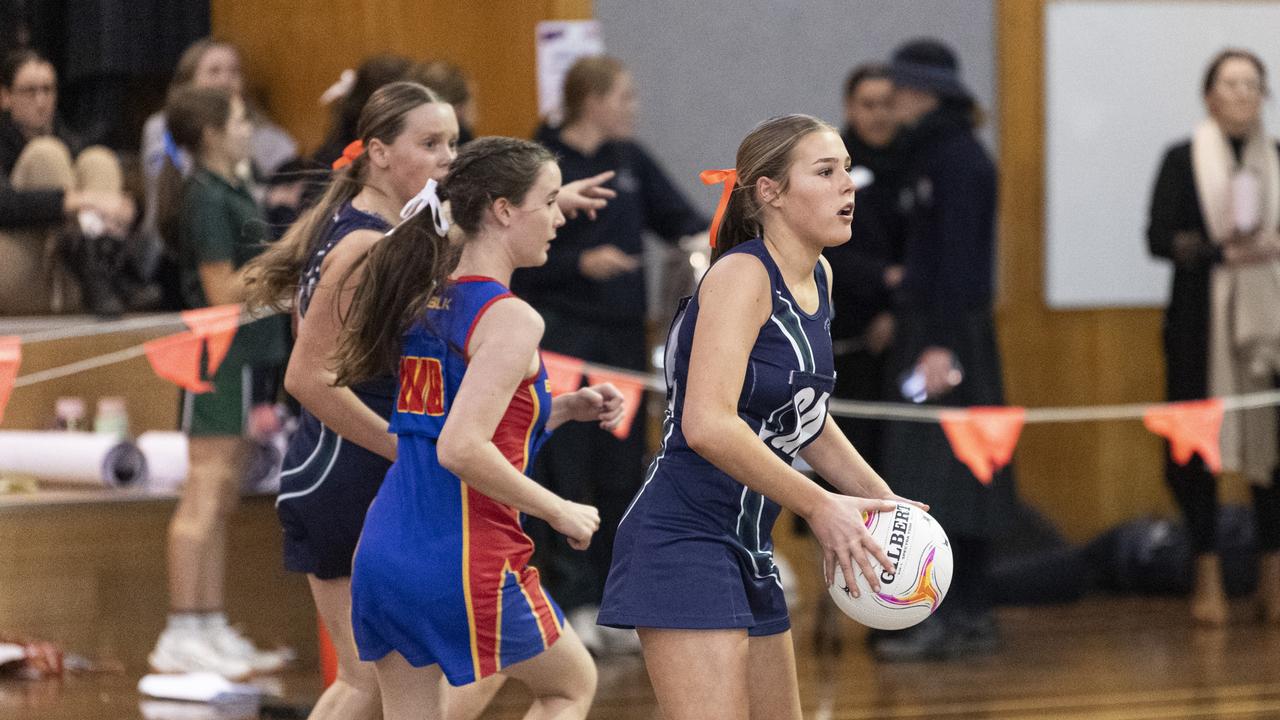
<box><xmin>705</xmin><ymin>114</ymin><xmax>837</xmax><ymax>264</ymax></box>
<box><xmin>330</xmin><ymin>212</ymin><xmax>460</xmax><ymax>386</ymax></box>
<box><xmin>331</xmin><ymin>135</ymin><xmax>554</xmax><ymax>386</ymax></box>
<box><xmin>241</xmin><ymin>160</ymin><xmax>364</xmax><ymax>310</ymax></box>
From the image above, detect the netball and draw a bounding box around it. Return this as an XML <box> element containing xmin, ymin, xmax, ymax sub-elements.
<box><xmin>829</xmin><ymin>504</ymin><xmax>953</xmax><ymax>631</ymax></box>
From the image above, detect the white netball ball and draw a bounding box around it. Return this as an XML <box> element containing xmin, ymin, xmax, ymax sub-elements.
<box><xmin>828</xmin><ymin>503</ymin><xmax>952</xmax><ymax>630</ymax></box>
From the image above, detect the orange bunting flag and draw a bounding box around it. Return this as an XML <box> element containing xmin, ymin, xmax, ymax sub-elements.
<box><xmin>586</xmin><ymin>369</ymin><xmax>645</xmax><ymax>440</ymax></box>
<box><xmin>700</xmin><ymin>168</ymin><xmax>737</xmax><ymax>248</ymax></box>
<box><xmin>939</xmin><ymin>407</ymin><xmax>1027</xmax><ymax>485</ymax></box>
<box><xmin>144</xmin><ymin>331</ymin><xmax>212</xmax><ymax>393</ymax></box>
<box><xmin>1143</xmin><ymin>399</ymin><xmax>1224</xmax><ymax>472</ymax></box>
<box><xmin>146</xmin><ymin>305</ymin><xmax>242</xmax><ymax>393</ymax></box>
<box><xmin>0</xmin><ymin>336</ymin><xmax>21</xmax><ymax>425</ymax></box>
<box><xmin>180</xmin><ymin>304</ymin><xmax>241</xmax><ymax>376</ymax></box>
<box><xmin>541</xmin><ymin>351</ymin><xmax>585</xmax><ymax>397</ymax></box>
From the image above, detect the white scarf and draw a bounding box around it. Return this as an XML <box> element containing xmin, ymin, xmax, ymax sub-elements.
<box><xmin>1192</xmin><ymin>117</ymin><xmax>1280</xmax><ymax>485</ymax></box>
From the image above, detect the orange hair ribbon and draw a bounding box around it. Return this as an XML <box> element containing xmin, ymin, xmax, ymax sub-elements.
<box><xmin>699</xmin><ymin>168</ymin><xmax>737</xmax><ymax>248</ymax></box>
<box><xmin>332</xmin><ymin>139</ymin><xmax>365</xmax><ymax>170</ymax></box>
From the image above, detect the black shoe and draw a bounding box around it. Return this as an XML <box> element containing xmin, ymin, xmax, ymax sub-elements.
<box><xmin>871</xmin><ymin>617</ymin><xmax>950</xmax><ymax>662</ymax></box>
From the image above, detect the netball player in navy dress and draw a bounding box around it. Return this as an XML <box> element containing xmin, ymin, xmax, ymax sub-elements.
<box><xmin>331</xmin><ymin>137</ymin><xmax>622</xmax><ymax>720</ymax></box>
<box><xmin>243</xmin><ymin>82</ymin><xmax>466</xmax><ymax>720</ymax></box>
<box><xmin>599</xmin><ymin>115</ymin><xmax>921</xmax><ymax>720</ymax></box>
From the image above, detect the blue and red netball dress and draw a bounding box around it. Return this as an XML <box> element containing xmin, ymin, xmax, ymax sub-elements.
<box><xmin>598</xmin><ymin>238</ymin><xmax>835</xmax><ymax>637</ymax></box>
<box><xmin>276</xmin><ymin>202</ymin><xmax>394</xmax><ymax>579</ymax></box>
<box><xmin>351</xmin><ymin>276</ymin><xmax>565</xmax><ymax>685</ymax></box>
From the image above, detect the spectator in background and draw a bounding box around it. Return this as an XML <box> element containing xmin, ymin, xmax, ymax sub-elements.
<box><xmin>824</xmin><ymin>63</ymin><xmax>907</xmax><ymax>471</ymax></box>
<box><xmin>874</xmin><ymin>38</ymin><xmax>1009</xmax><ymax>661</ymax></box>
<box><xmin>140</xmin><ymin>38</ymin><xmax>296</xmax><ymax>252</ymax></box>
<box><xmin>513</xmin><ymin>54</ymin><xmax>706</xmax><ymax>654</ymax></box>
<box><xmin>314</xmin><ymin>54</ymin><xmax>413</xmax><ymax>167</ymax></box>
<box><xmin>0</xmin><ymin>49</ymin><xmax>134</xmax><ymax>315</ymax></box>
<box><xmin>148</xmin><ymin>85</ymin><xmax>291</xmax><ymax>679</ymax></box>
<box><xmin>413</xmin><ymin>59</ymin><xmax>477</xmax><ymax>145</ymax></box>
<box><xmin>1146</xmin><ymin>48</ymin><xmax>1280</xmax><ymax>627</ymax></box>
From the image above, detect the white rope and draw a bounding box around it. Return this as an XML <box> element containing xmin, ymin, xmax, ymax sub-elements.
<box><xmin>9</xmin><ymin>312</ymin><xmax>1280</xmax><ymax>426</ymax></box>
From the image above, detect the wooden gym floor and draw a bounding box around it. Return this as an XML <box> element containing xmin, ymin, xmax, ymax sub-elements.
<box><xmin>4</xmin><ymin>494</ymin><xmax>1280</xmax><ymax>719</ymax></box>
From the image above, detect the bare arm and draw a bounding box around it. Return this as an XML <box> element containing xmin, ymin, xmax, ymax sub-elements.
<box><xmin>284</xmin><ymin>229</ymin><xmax>397</xmax><ymax>461</ymax></box>
<box><xmin>682</xmin><ymin>254</ymin><xmax>895</xmax><ymax>591</ymax></box>
<box><xmin>197</xmin><ymin>261</ymin><xmax>245</xmax><ymax>307</ymax></box>
<box><xmin>548</xmin><ymin>382</ymin><xmax>625</xmax><ymax>431</ymax></box>
<box><xmin>436</xmin><ymin>299</ymin><xmax>599</xmax><ymax>549</ymax></box>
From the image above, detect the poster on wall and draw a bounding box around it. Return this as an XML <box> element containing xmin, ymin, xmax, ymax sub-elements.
<box><xmin>535</xmin><ymin>20</ymin><xmax>605</xmax><ymax>126</ymax></box>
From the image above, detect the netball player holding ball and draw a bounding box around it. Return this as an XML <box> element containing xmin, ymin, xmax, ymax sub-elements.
<box><xmin>598</xmin><ymin>114</ymin><xmax>926</xmax><ymax>720</ymax></box>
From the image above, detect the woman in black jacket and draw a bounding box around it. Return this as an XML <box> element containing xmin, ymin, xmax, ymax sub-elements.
<box><xmin>873</xmin><ymin>38</ymin><xmax>1012</xmax><ymax>661</ymax></box>
<box><xmin>1147</xmin><ymin>49</ymin><xmax>1280</xmax><ymax>626</ymax></box>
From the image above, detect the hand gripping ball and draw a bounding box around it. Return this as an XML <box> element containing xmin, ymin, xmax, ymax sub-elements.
<box><xmin>829</xmin><ymin>503</ymin><xmax>953</xmax><ymax>630</ymax></box>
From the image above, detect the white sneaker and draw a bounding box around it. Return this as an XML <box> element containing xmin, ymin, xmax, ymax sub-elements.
<box><xmin>204</xmin><ymin>623</ymin><xmax>293</xmax><ymax>675</ymax></box>
<box><xmin>148</xmin><ymin>628</ymin><xmax>252</xmax><ymax>680</ymax></box>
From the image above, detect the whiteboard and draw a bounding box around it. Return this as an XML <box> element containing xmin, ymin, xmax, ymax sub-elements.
<box><xmin>1045</xmin><ymin>0</ymin><xmax>1280</xmax><ymax>308</ymax></box>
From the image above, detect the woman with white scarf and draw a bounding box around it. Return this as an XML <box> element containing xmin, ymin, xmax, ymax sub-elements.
<box><xmin>1148</xmin><ymin>49</ymin><xmax>1280</xmax><ymax>626</ymax></box>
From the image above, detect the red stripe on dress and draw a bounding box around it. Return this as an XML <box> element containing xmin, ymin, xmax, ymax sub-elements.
<box><xmin>466</xmin><ymin>484</ymin><xmax>509</xmax><ymax>679</ymax></box>
<box><xmin>462</xmin><ymin>293</ymin><xmax>515</xmax><ymax>358</ymax></box>
<box><xmin>519</xmin><ymin>565</ymin><xmax>562</xmax><ymax>648</ymax></box>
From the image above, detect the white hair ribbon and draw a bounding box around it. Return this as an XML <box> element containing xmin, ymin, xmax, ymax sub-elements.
<box><xmin>399</xmin><ymin>178</ymin><xmax>451</xmax><ymax>236</ymax></box>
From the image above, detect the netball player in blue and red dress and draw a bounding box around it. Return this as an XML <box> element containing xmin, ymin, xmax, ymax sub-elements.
<box><xmin>598</xmin><ymin>115</ymin><xmax>924</xmax><ymax>720</ymax></box>
<box><xmin>332</xmin><ymin>136</ymin><xmax>620</xmax><ymax>720</ymax></box>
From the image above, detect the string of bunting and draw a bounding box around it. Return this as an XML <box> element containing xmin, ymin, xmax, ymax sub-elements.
<box><xmin>0</xmin><ymin>309</ymin><xmax>1262</xmax><ymax>483</ymax></box>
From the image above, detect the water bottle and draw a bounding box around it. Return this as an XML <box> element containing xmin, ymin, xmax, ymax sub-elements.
<box><xmin>94</xmin><ymin>396</ymin><xmax>130</xmax><ymax>439</ymax></box>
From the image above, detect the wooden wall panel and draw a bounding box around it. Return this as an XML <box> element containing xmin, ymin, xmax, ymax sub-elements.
<box><xmin>211</xmin><ymin>0</ymin><xmax>593</xmax><ymax>154</ymax></box>
<box><xmin>2</xmin><ymin>331</ymin><xmax>180</xmax><ymax>432</ymax></box>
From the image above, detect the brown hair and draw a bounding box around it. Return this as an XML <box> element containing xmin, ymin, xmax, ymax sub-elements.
<box><xmin>171</xmin><ymin>38</ymin><xmax>238</xmax><ymax>90</ymax></box>
<box><xmin>331</xmin><ymin>136</ymin><xmax>555</xmax><ymax>386</ymax></box>
<box><xmin>843</xmin><ymin>63</ymin><xmax>891</xmax><ymax>100</ymax></box>
<box><xmin>710</xmin><ymin>114</ymin><xmax>838</xmax><ymax>263</ymax></box>
<box><xmin>562</xmin><ymin>55</ymin><xmax>625</xmax><ymax>126</ymax></box>
<box><xmin>412</xmin><ymin>59</ymin><xmax>471</xmax><ymax>106</ymax></box>
<box><xmin>1203</xmin><ymin>48</ymin><xmax>1269</xmax><ymax>97</ymax></box>
<box><xmin>155</xmin><ymin>85</ymin><xmax>234</xmax><ymax>252</ymax></box>
<box><xmin>241</xmin><ymin>81</ymin><xmax>443</xmax><ymax>311</ymax></box>
<box><xmin>1</xmin><ymin>48</ymin><xmax>51</xmax><ymax>88</ymax></box>
<box><xmin>321</xmin><ymin>54</ymin><xmax>414</xmax><ymax>158</ymax></box>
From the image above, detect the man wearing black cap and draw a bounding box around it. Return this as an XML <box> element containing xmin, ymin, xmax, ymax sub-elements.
<box><xmin>873</xmin><ymin>37</ymin><xmax>1013</xmax><ymax>662</ymax></box>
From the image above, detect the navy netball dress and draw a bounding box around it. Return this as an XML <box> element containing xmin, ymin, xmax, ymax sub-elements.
<box><xmin>598</xmin><ymin>238</ymin><xmax>835</xmax><ymax>636</ymax></box>
<box><xmin>276</xmin><ymin>202</ymin><xmax>395</xmax><ymax>580</ymax></box>
<box><xmin>351</xmin><ymin>277</ymin><xmax>565</xmax><ymax>685</ymax></box>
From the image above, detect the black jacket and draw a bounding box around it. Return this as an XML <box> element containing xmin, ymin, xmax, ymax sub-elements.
<box><xmin>880</xmin><ymin>105</ymin><xmax>1013</xmax><ymax>538</ymax></box>
<box><xmin>0</xmin><ymin>112</ymin><xmax>84</xmax><ymax>178</ymax></box>
<box><xmin>823</xmin><ymin>128</ymin><xmax>906</xmax><ymax>342</ymax></box>
<box><xmin>1143</xmin><ymin>140</ymin><xmax>1277</xmax><ymax>401</ymax></box>
<box><xmin>511</xmin><ymin>126</ymin><xmax>706</xmax><ymax>324</ymax></box>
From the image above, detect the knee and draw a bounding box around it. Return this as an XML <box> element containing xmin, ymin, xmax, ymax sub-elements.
<box><xmin>168</xmin><ymin>509</ymin><xmax>215</xmax><ymax>547</ymax></box>
<box><xmin>74</xmin><ymin>146</ymin><xmax>123</xmax><ymax>192</ymax></box>
<box><xmin>13</xmin><ymin>137</ymin><xmax>74</xmax><ymax>189</ymax></box>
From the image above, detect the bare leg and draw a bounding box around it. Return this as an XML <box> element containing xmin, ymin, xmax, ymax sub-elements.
<box><xmin>72</xmin><ymin>145</ymin><xmax>123</xmax><ymax>193</ymax></box>
<box><xmin>637</xmin><ymin>627</ymin><xmax>748</xmax><ymax>720</ymax></box>
<box><xmin>2</xmin><ymin>137</ymin><xmax>75</xmax><ymax>315</ymax></box>
<box><xmin>441</xmin><ymin>671</ymin><xmax>507</xmax><ymax>720</ymax></box>
<box><xmin>746</xmin><ymin>631</ymin><xmax>801</xmax><ymax>720</ymax></box>
<box><xmin>168</xmin><ymin>436</ymin><xmax>245</xmax><ymax>611</ymax></box>
<box><xmin>496</xmin><ymin>623</ymin><xmax>595</xmax><ymax>720</ymax></box>
<box><xmin>374</xmin><ymin>651</ymin><xmax>443</xmax><ymax>720</ymax></box>
<box><xmin>306</xmin><ymin>575</ymin><xmax>381</xmax><ymax>720</ymax></box>
<box><xmin>1191</xmin><ymin>553</ymin><xmax>1229</xmax><ymax>626</ymax></box>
